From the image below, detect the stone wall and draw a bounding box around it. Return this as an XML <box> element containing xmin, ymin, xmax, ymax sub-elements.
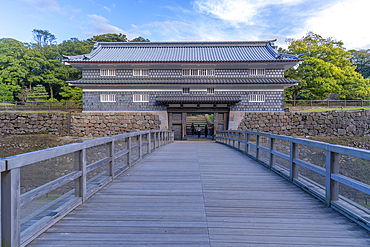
<box><xmin>0</xmin><ymin>111</ymin><xmax>166</xmax><ymax>137</ymax></box>
<box><xmin>237</xmin><ymin>110</ymin><xmax>370</xmax><ymax>137</ymax></box>
<box><xmin>71</xmin><ymin>111</ymin><xmax>167</xmax><ymax>137</ymax></box>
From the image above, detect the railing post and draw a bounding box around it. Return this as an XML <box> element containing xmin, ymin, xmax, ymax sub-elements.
<box><xmin>290</xmin><ymin>142</ymin><xmax>299</xmax><ymax>181</ymax></box>
<box><xmin>361</xmin><ymin>99</ymin><xmax>364</xmax><ymax>107</ymax></box>
<box><xmin>326</xmin><ymin>151</ymin><xmax>339</xmax><ymax>206</ymax></box>
<box><xmin>344</xmin><ymin>99</ymin><xmax>346</xmax><ymax>108</ymax></box>
<box><xmin>1</xmin><ymin>168</ymin><xmax>21</xmax><ymax>247</ymax></box>
<box><xmin>79</xmin><ymin>148</ymin><xmax>87</xmax><ymax>202</ymax></box>
<box><xmin>269</xmin><ymin>137</ymin><xmax>274</xmax><ymax>168</ymax></box>
<box><xmin>256</xmin><ymin>135</ymin><xmax>259</xmax><ymax>160</ymax></box>
<box><xmin>128</xmin><ymin>136</ymin><xmax>132</xmax><ymax>167</ymax></box>
<box><xmin>238</xmin><ymin>132</ymin><xmax>241</xmax><ymax>150</ymax></box>
<box><xmin>139</xmin><ymin>134</ymin><xmax>143</xmax><ymax>160</ymax></box>
<box><xmin>148</xmin><ymin>131</ymin><xmax>152</xmax><ymax>153</ymax></box>
<box><xmin>245</xmin><ymin>132</ymin><xmax>249</xmax><ymax>154</ymax></box>
<box><xmin>108</xmin><ymin>140</ymin><xmax>115</xmax><ymax>178</ymax></box>
<box><xmin>232</xmin><ymin>132</ymin><xmax>235</xmax><ymax>148</ymax></box>
<box><xmin>154</xmin><ymin>132</ymin><xmax>157</xmax><ymax>149</ymax></box>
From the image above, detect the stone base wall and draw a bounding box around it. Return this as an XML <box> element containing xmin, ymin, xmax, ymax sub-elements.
<box><xmin>0</xmin><ymin>113</ymin><xmax>69</xmax><ymax>135</ymax></box>
<box><xmin>0</xmin><ymin>111</ymin><xmax>167</xmax><ymax>137</ymax></box>
<box><xmin>73</xmin><ymin>111</ymin><xmax>167</xmax><ymax>137</ymax></box>
<box><xmin>237</xmin><ymin>110</ymin><xmax>370</xmax><ymax>136</ymax></box>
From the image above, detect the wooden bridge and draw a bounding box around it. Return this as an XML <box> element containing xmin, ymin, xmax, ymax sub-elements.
<box><xmin>1</xmin><ymin>130</ymin><xmax>370</xmax><ymax>246</ymax></box>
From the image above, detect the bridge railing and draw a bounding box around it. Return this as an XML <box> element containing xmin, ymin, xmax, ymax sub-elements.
<box><xmin>0</xmin><ymin>130</ymin><xmax>174</xmax><ymax>247</ymax></box>
<box><xmin>216</xmin><ymin>130</ymin><xmax>370</xmax><ymax>231</ymax></box>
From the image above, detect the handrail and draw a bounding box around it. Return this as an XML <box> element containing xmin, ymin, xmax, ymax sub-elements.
<box><xmin>0</xmin><ymin>129</ymin><xmax>174</xmax><ymax>246</ymax></box>
<box><xmin>216</xmin><ymin>130</ymin><xmax>370</xmax><ymax>231</ymax></box>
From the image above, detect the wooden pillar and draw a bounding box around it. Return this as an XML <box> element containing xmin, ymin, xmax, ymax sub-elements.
<box><xmin>1</xmin><ymin>168</ymin><xmax>21</xmax><ymax>247</ymax></box>
<box><xmin>148</xmin><ymin>132</ymin><xmax>152</xmax><ymax>153</ymax></box>
<box><xmin>107</xmin><ymin>141</ymin><xmax>115</xmax><ymax>178</ymax></box>
<box><xmin>290</xmin><ymin>142</ymin><xmax>298</xmax><ymax>181</ymax></box>
<box><xmin>326</xmin><ymin>151</ymin><xmax>339</xmax><ymax>206</ymax></box>
<box><xmin>128</xmin><ymin>136</ymin><xmax>132</xmax><ymax>167</ymax></box>
<box><xmin>238</xmin><ymin>132</ymin><xmax>241</xmax><ymax>150</ymax></box>
<box><xmin>78</xmin><ymin>149</ymin><xmax>87</xmax><ymax>202</ymax></box>
<box><xmin>244</xmin><ymin>132</ymin><xmax>248</xmax><ymax>154</ymax></box>
<box><xmin>139</xmin><ymin>134</ymin><xmax>142</xmax><ymax>160</ymax></box>
<box><xmin>214</xmin><ymin>112</ymin><xmax>218</xmax><ymax>136</ymax></box>
<box><xmin>269</xmin><ymin>137</ymin><xmax>274</xmax><ymax>168</ymax></box>
<box><xmin>256</xmin><ymin>135</ymin><xmax>259</xmax><ymax>160</ymax></box>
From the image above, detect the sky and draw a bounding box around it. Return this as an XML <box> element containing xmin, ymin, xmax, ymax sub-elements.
<box><xmin>0</xmin><ymin>0</ymin><xmax>369</xmax><ymax>50</ymax></box>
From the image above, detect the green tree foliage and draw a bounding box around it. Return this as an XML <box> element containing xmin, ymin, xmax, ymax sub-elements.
<box><xmin>130</xmin><ymin>37</ymin><xmax>150</xmax><ymax>42</ymax></box>
<box><xmin>59</xmin><ymin>86</ymin><xmax>82</xmax><ymax>101</ymax></box>
<box><xmin>0</xmin><ymin>83</ymin><xmax>14</xmax><ymax>101</ymax></box>
<box><xmin>350</xmin><ymin>49</ymin><xmax>370</xmax><ymax>79</ymax></box>
<box><xmin>32</xmin><ymin>29</ymin><xmax>56</xmax><ymax>47</ymax></box>
<box><xmin>87</xmin><ymin>33</ymin><xmax>128</xmax><ymax>44</ymax></box>
<box><xmin>282</xmin><ymin>32</ymin><xmax>370</xmax><ymax>100</ymax></box>
<box><xmin>1</xmin><ymin>31</ymin><xmax>149</xmax><ymax>102</ymax></box>
<box><xmin>28</xmin><ymin>84</ymin><xmax>48</xmax><ymax>101</ymax></box>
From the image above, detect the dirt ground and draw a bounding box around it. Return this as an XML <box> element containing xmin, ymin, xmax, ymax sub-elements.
<box><xmin>0</xmin><ymin>134</ymin><xmax>94</xmax><ymax>159</ymax></box>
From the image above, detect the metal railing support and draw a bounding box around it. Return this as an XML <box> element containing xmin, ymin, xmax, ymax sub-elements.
<box><xmin>269</xmin><ymin>137</ymin><xmax>274</xmax><ymax>168</ymax></box>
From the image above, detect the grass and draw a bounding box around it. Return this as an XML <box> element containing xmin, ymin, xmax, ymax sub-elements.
<box><xmin>299</xmin><ymin>107</ymin><xmax>370</xmax><ymax>112</ymax></box>
<box><xmin>0</xmin><ymin>102</ymin><xmax>14</xmax><ymax>106</ymax></box>
<box><xmin>0</xmin><ymin>110</ymin><xmax>68</xmax><ymax>114</ymax></box>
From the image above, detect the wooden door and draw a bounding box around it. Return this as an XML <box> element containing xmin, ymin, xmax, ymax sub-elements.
<box><xmin>173</xmin><ymin>124</ymin><xmax>182</xmax><ymax>140</ymax></box>
<box><xmin>169</xmin><ymin>113</ymin><xmax>185</xmax><ymax>140</ymax></box>
<box><xmin>214</xmin><ymin>112</ymin><xmax>228</xmax><ymax>135</ymax></box>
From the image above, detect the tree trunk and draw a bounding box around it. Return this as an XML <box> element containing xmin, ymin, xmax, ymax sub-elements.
<box><xmin>49</xmin><ymin>83</ymin><xmax>53</xmax><ymax>100</ymax></box>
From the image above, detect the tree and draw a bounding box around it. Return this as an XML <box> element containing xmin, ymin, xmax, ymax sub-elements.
<box><xmin>17</xmin><ymin>88</ymin><xmax>31</xmax><ymax>102</ymax></box>
<box><xmin>32</xmin><ymin>29</ymin><xmax>56</xmax><ymax>47</ymax></box>
<box><xmin>59</xmin><ymin>85</ymin><xmax>82</xmax><ymax>101</ymax></box>
<box><xmin>130</xmin><ymin>37</ymin><xmax>150</xmax><ymax>42</ymax></box>
<box><xmin>350</xmin><ymin>49</ymin><xmax>370</xmax><ymax>79</ymax></box>
<box><xmin>28</xmin><ymin>84</ymin><xmax>48</xmax><ymax>101</ymax></box>
<box><xmin>0</xmin><ymin>83</ymin><xmax>14</xmax><ymax>101</ymax></box>
<box><xmin>282</xmin><ymin>32</ymin><xmax>370</xmax><ymax>100</ymax></box>
<box><xmin>87</xmin><ymin>33</ymin><xmax>128</xmax><ymax>45</ymax></box>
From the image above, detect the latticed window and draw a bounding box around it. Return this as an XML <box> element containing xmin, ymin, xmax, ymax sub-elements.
<box><xmin>100</xmin><ymin>69</ymin><xmax>116</xmax><ymax>76</ymax></box>
<box><xmin>182</xmin><ymin>69</ymin><xmax>215</xmax><ymax>76</ymax></box>
<box><xmin>249</xmin><ymin>94</ymin><xmax>265</xmax><ymax>102</ymax></box>
<box><xmin>207</xmin><ymin>87</ymin><xmax>215</xmax><ymax>94</ymax></box>
<box><xmin>133</xmin><ymin>94</ymin><xmax>149</xmax><ymax>102</ymax></box>
<box><xmin>249</xmin><ymin>69</ymin><xmax>265</xmax><ymax>77</ymax></box>
<box><xmin>182</xmin><ymin>88</ymin><xmax>190</xmax><ymax>94</ymax></box>
<box><xmin>133</xmin><ymin>69</ymin><xmax>149</xmax><ymax>76</ymax></box>
<box><xmin>100</xmin><ymin>94</ymin><xmax>116</xmax><ymax>102</ymax></box>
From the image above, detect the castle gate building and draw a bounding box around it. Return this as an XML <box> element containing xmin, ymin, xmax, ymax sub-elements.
<box><xmin>64</xmin><ymin>40</ymin><xmax>302</xmax><ymax>140</ymax></box>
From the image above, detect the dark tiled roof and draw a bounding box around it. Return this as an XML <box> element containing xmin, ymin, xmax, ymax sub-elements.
<box><xmin>63</xmin><ymin>41</ymin><xmax>303</xmax><ymax>63</ymax></box>
<box><xmin>156</xmin><ymin>96</ymin><xmax>241</xmax><ymax>104</ymax></box>
<box><xmin>68</xmin><ymin>78</ymin><xmax>299</xmax><ymax>85</ymax></box>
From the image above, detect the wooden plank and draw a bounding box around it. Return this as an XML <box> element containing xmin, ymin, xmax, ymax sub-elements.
<box><xmin>28</xmin><ymin>140</ymin><xmax>370</xmax><ymax>247</ymax></box>
<box><xmin>20</xmin><ymin>171</ymin><xmax>82</xmax><ymax>207</ymax></box>
<box><xmin>293</xmin><ymin>158</ymin><xmax>326</xmax><ymax>176</ymax></box>
<box><xmin>86</xmin><ymin>157</ymin><xmax>111</xmax><ymax>173</ymax></box>
<box><xmin>271</xmin><ymin>150</ymin><xmax>289</xmax><ymax>161</ymax></box>
<box><xmin>331</xmin><ymin>174</ymin><xmax>370</xmax><ymax>196</ymax></box>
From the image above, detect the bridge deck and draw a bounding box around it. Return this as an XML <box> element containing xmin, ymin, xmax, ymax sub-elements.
<box><xmin>29</xmin><ymin>140</ymin><xmax>370</xmax><ymax>246</ymax></box>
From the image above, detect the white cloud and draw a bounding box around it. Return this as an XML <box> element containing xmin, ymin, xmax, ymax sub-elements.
<box><xmin>103</xmin><ymin>6</ymin><xmax>111</xmax><ymax>12</ymax></box>
<box><xmin>85</xmin><ymin>14</ymin><xmax>150</xmax><ymax>40</ymax></box>
<box><xmin>85</xmin><ymin>14</ymin><xmax>126</xmax><ymax>36</ymax></box>
<box><xmin>144</xmin><ymin>21</ymin><xmax>194</xmax><ymax>40</ymax></box>
<box><xmin>192</xmin><ymin>0</ymin><xmax>303</xmax><ymax>26</ymax></box>
<box><xmin>300</xmin><ymin>0</ymin><xmax>370</xmax><ymax>49</ymax></box>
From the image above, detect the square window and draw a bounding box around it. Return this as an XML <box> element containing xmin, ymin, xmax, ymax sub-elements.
<box><xmin>100</xmin><ymin>94</ymin><xmax>116</xmax><ymax>102</ymax></box>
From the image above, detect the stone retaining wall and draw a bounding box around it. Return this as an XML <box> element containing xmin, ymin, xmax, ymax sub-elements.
<box><xmin>0</xmin><ymin>111</ymin><xmax>166</xmax><ymax>137</ymax></box>
<box><xmin>237</xmin><ymin>110</ymin><xmax>370</xmax><ymax>136</ymax></box>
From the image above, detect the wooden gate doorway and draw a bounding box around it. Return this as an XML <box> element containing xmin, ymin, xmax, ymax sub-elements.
<box><xmin>168</xmin><ymin>108</ymin><xmax>229</xmax><ymax>140</ymax></box>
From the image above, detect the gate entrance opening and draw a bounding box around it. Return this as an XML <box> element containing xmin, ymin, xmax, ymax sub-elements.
<box><xmin>168</xmin><ymin>109</ymin><xmax>229</xmax><ymax>140</ymax></box>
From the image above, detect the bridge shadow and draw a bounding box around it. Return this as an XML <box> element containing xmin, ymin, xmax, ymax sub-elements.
<box><xmin>29</xmin><ymin>140</ymin><xmax>370</xmax><ymax>246</ymax></box>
